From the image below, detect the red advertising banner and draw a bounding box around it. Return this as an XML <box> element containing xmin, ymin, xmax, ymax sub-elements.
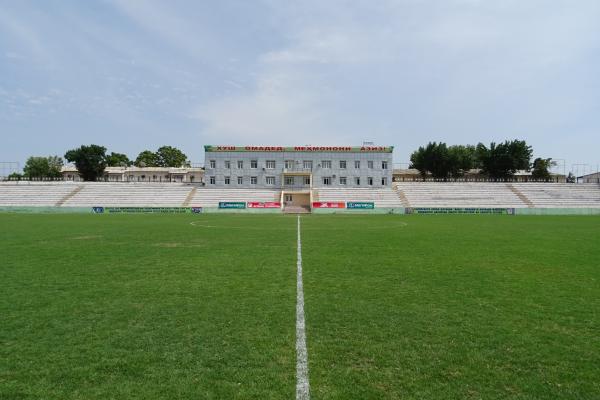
<box><xmin>312</xmin><ymin>202</ymin><xmax>346</xmax><ymax>209</ymax></box>
<box><xmin>247</xmin><ymin>202</ymin><xmax>281</xmax><ymax>208</ymax></box>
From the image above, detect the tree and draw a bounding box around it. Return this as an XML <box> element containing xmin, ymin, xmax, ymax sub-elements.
<box><xmin>477</xmin><ymin>140</ymin><xmax>532</xmax><ymax>180</ymax></box>
<box><xmin>134</xmin><ymin>150</ymin><xmax>159</xmax><ymax>167</ymax></box>
<box><xmin>156</xmin><ymin>146</ymin><xmax>189</xmax><ymax>167</ymax></box>
<box><xmin>106</xmin><ymin>152</ymin><xmax>132</xmax><ymax>167</ymax></box>
<box><xmin>447</xmin><ymin>145</ymin><xmax>476</xmax><ymax>178</ymax></box>
<box><xmin>8</xmin><ymin>172</ymin><xmax>23</xmax><ymax>180</ymax></box>
<box><xmin>47</xmin><ymin>156</ymin><xmax>64</xmax><ymax>178</ymax></box>
<box><xmin>23</xmin><ymin>156</ymin><xmax>63</xmax><ymax>179</ymax></box>
<box><xmin>531</xmin><ymin>157</ymin><xmax>556</xmax><ymax>181</ymax></box>
<box><xmin>566</xmin><ymin>172</ymin><xmax>576</xmax><ymax>183</ymax></box>
<box><xmin>409</xmin><ymin>142</ymin><xmax>453</xmax><ymax>179</ymax></box>
<box><xmin>409</xmin><ymin>145</ymin><xmax>428</xmax><ymax>178</ymax></box>
<box><xmin>64</xmin><ymin>145</ymin><xmax>107</xmax><ymax>181</ymax></box>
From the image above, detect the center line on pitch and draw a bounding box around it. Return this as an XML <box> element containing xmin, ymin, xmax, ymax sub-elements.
<box><xmin>296</xmin><ymin>215</ymin><xmax>310</xmax><ymax>400</ymax></box>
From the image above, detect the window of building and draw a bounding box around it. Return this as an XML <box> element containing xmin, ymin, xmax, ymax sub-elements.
<box><xmin>251</xmin><ymin>176</ymin><xmax>257</xmax><ymax>184</ymax></box>
<box><xmin>368</xmin><ymin>160</ymin><xmax>374</xmax><ymax>169</ymax></box>
<box><xmin>210</xmin><ymin>176</ymin><xmax>215</xmax><ymax>184</ymax></box>
<box><xmin>266</xmin><ymin>160</ymin><xmax>276</xmax><ymax>169</ymax></box>
<box><xmin>382</xmin><ymin>161</ymin><xmax>388</xmax><ymax>170</ymax></box>
<box><xmin>224</xmin><ymin>161</ymin><xmax>231</xmax><ymax>169</ymax></box>
<box><xmin>237</xmin><ymin>176</ymin><xmax>243</xmax><ymax>185</ymax></box>
<box><xmin>237</xmin><ymin>160</ymin><xmax>243</xmax><ymax>169</ymax></box>
<box><xmin>209</xmin><ymin>160</ymin><xmax>216</xmax><ymax>169</ymax></box>
<box><xmin>382</xmin><ymin>177</ymin><xmax>387</xmax><ymax>185</ymax></box>
<box><xmin>322</xmin><ymin>160</ymin><xmax>331</xmax><ymax>168</ymax></box>
<box><xmin>354</xmin><ymin>160</ymin><xmax>360</xmax><ymax>169</ymax></box>
<box><xmin>355</xmin><ymin>177</ymin><xmax>360</xmax><ymax>185</ymax></box>
<box><xmin>266</xmin><ymin>176</ymin><xmax>275</xmax><ymax>185</ymax></box>
<box><xmin>285</xmin><ymin>160</ymin><xmax>294</xmax><ymax>169</ymax></box>
<box><xmin>303</xmin><ymin>160</ymin><xmax>313</xmax><ymax>169</ymax></box>
<box><xmin>323</xmin><ymin>176</ymin><xmax>332</xmax><ymax>185</ymax></box>
<box><xmin>285</xmin><ymin>176</ymin><xmax>294</xmax><ymax>185</ymax></box>
<box><xmin>340</xmin><ymin>176</ymin><xmax>347</xmax><ymax>185</ymax></box>
<box><xmin>368</xmin><ymin>177</ymin><xmax>373</xmax><ymax>185</ymax></box>
<box><xmin>251</xmin><ymin>160</ymin><xmax>258</xmax><ymax>169</ymax></box>
<box><xmin>224</xmin><ymin>176</ymin><xmax>230</xmax><ymax>185</ymax></box>
<box><xmin>304</xmin><ymin>176</ymin><xmax>311</xmax><ymax>185</ymax></box>
<box><xmin>339</xmin><ymin>160</ymin><xmax>347</xmax><ymax>169</ymax></box>
<box><xmin>284</xmin><ymin>194</ymin><xmax>293</xmax><ymax>202</ymax></box>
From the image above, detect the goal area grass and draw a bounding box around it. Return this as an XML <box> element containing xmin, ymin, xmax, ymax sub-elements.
<box><xmin>1</xmin><ymin>213</ymin><xmax>599</xmax><ymax>399</ymax></box>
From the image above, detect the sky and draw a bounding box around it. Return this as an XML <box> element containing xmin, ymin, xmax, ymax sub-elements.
<box><xmin>1</xmin><ymin>0</ymin><xmax>599</xmax><ymax>176</ymax></box>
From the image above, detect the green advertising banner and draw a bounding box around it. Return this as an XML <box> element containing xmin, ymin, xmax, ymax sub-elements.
<box><xmin>407</xmin><ymin>207</ymin><xmax>512</xmax><ymax>214</ymax></box>
<box><xmin>218</xmin><ymin>202</ymin><xmax>246</xmax><ymax>209</ymax></box>
<box><xmin>205</xmin><ymin>145</ymin><xmax>393</xmax><ymax>153</ymax></box>
<box><xmin>93</xmin><ymin>207</ymin><xmax>202</xmax><ymax>214</ymax></box>
<box><xmin>347</xmin><ymin>202</ymin><xmax>375</xmax><ymax>209</ymax></box>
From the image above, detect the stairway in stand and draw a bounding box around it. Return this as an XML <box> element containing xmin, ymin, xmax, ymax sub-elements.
<box><xmin>283</xmin><ymin>205</ymin><xmax>311</xmax><ymax>214</ymax></box>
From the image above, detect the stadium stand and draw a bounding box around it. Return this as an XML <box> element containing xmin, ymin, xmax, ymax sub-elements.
<box><xmin>188</xmin><ymin>188</ymin><xmax>281</xmax><ymax>207</ymax></box>
<box><xmin>393</xmin><ymin>182</ymin><xmax>530</xmax><ymax>208</ymax></box>
<box><xmin>62</xmin><ymin>183</ymin><xmax>193</xmax><ymax>207</ymax></box>
<box><xmin>0</xmin><ymin>182</ymin><xmax>78</xmax><ymax>206</ymax></box>
<box><xmin>510</xmin><ymin>183</ymin><xmax>600</xmax><ymax>208</ymax></box>
<box><xmin>316</xmin><ymin>188</ymin><xmax>403</xmax><ymax>208</ymax></box>
<box><xmin>2</xmin><ymin>181</ymin><xmax>600</xmax><ymax>210</ymax></box>
<box><xmin>393</xmin><ymin>182</ymin><xmax>600</xmax><ymax>208</ymax></box>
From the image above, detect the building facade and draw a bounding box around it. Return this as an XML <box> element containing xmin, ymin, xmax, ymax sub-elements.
<box><xmin>62</xmin><ymin>166</ymin><xmax>204</xmax><ymax>183</ymax></box>
<box><xmin>203</xmin><ymin>145</ymin><xmax>393</xmax><ymax>189</ymax></box>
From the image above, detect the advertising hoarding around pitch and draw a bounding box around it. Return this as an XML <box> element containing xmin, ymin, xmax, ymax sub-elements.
<box><xmin>218</xmin><ymin>202</ymin><xmax>246</xmax><ymax>209</ymax></box>
<box><xmin>247</xmin><ymin>202</ymin><xmax>281</xmax><ymax>208</ymax></box>
<box><xmin>312</xmin><ymin>202</ymin><xmax>346</xmax><ymax>208</ymax></box>
<box><xmin>346</xmin><ymin>202</ymin><xmax>375</xmax><ymax>209</ymax></box>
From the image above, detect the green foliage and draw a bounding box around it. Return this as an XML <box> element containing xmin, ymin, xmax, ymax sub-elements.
<box><xmin>105</xmin><ymin>152</ymin><xmax>132</xmax><ymax>167</ymax></box>
<box><xmin>477</xmin><ymin>140</ymin><xmax>533</xmax><ymax>179</ymax></box>
<box><xmin>447</xmin><ymin>145</ymin><xmax>477</xmax><ymax>177</ymax></box>
<box><xmin>23</xmin><ymin>156</ymin><xmax>64</xmax><ymax>179</ymax></box>
<box><xmin>64</xmin><ymin>145</ymin><xmax>107</xmax><ymax>181</ymax></box>
<box><xmin>134</xmin><ymin>150</ymin><xmax>159</xmax><ymax>167</ymax></box>
<box><xmin>135</xmin><ymin>146</ymin><xmax>189</xmax><ymax>167</ymax></box>
<box><xmin>531</xmin><ymin>157</ymin><xmax>556</xmax><ymax>181</ymax></box>
<box><xmin>7</xmin><ymin>172</ymin><xmax>23</xmax><ymax>180</ymax></box>
<box><xmin>156</xmin><ymin>145</ymin><xmax>189</xmax><ymax>167</ymax></box>
<box><xmin>410</xmin><ymin>142</ymin><xmax>475</xmax><ymax>179</ymax></box>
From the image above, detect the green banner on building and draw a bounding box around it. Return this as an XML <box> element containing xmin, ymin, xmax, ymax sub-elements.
<box><xmin>205</xmin><ymin>145</ymin><xmax>393</xmax><ymax>153</ymax></box>
<box><xmin>347</xmin><ymin>202</ymin><xmax>375</xmax><ymax>209</ymax></box>
<box><xmin>218</xmin><ymin>202</ymin><xmax>246</xmax><ymax>209</ymax></box>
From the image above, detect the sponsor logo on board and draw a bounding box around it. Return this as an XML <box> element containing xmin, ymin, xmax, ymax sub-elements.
<box><xmin>247</xmin><ymin>202</ymin><xmax>281</xmax><ymax>208</ymax></box>
<box><xmin>312</xmin><ymin>202</ymin><xmax>346</xmax><ymax>208</ymax></box>
<box><xmin>218</xmin><ymin>202</ymin><xmax>246</xmax><ymax>209</ymax></box>
<box><xmin>346</xmin><ymin>202</ymin><xmax>375</xmax><ymax>209</ymax></box>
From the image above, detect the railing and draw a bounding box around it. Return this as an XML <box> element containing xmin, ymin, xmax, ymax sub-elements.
<box><xmin>393</xmin><ymin>177</ymin><xmax>570</xmax><ymax>183</ymax></box>
<box><xmin>283</xmin><ymin>167</ymin><xmax>312</xmax><ymax>173</ymax></box>
<box><xmin>282</xmin><ymin>185</ymin><xmax>311</xmax><ymax>191</ymax></box>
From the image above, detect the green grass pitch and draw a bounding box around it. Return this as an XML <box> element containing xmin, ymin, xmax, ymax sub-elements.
<box><xmin>1</xmin><ymin>213</ymin><xmax>599</xmax><ymax>399</ymax></box>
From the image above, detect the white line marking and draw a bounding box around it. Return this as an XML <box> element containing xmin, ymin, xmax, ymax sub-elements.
<box><xmin>296</xmin><ymin>215</ymin><xmax>310</xmax><ymax>400</ymax></box>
